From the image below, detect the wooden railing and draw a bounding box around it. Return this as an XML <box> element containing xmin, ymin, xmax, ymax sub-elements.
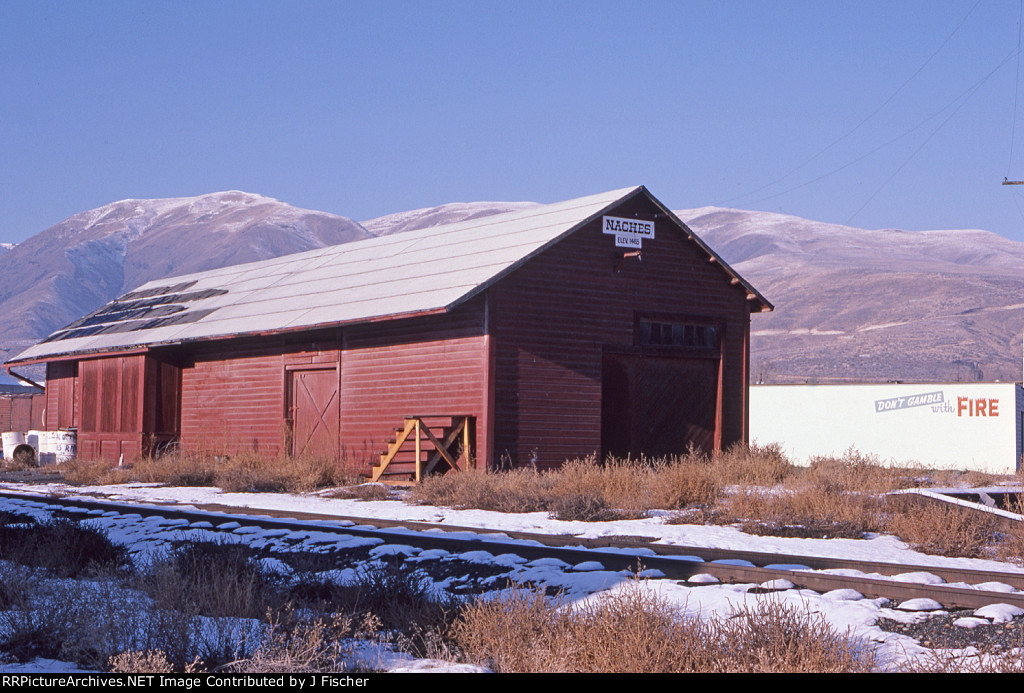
<box><xmin>371</xmin><ymin>415</ymin><xmax>474</xmax><ymax>483</ymax></box>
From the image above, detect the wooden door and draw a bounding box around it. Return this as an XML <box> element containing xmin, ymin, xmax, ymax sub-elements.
<box><xmin>289</xmin><ymin>368</ymin><xmax>340</xmax><ymax>458</ymax></box>
<box><xmin>601</xmin><ymin>354</ymin><xmax>718</xmax><ymax>459</ymax></box>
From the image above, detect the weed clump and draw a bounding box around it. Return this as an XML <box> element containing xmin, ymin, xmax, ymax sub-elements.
<box><xmin>140</xmin><ymin>540</ymin><xmax>287</xmax><ymax>619</ymax></box>
<box><xmin>222</xmin><ymin>608</ymin><xmax>357</xmax><ymax>673</ymax></box>
<box><xmin>60</xmin><ymin>449</ymin><xmax>368</xmax><ymax>492</ymax></box>
<box><xmin>711</xmin><ymin>442</ymin><xmax>793</xmax><ymax>485</ymax></box>
<box><xmin>451</xmin><ymin>584</ymin><xmax>875</xmax><ymax>673</ymax></box>
<box><xmin>411</xmin><ymin>453</ymin><xmax>724</xmax><ymax>519</ymax></box>
<box><xmin>0</xmin><ymin>517</ymin><xmax>131</xmax><ymax>578</ymax></box>
<box><xmin>549</xmin><ymin>493</ymin><xmax>619</xmax><ymax>522</ymax></box>
<box><xmin>886</xmin><ymin>498</ymin><xmax>1001</xmax><ymax>559</ymax></box>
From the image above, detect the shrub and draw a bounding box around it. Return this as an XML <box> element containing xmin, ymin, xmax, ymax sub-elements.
<box><xmin>716</xmin><ymin>483</ymin><xmax>890</xmax><ymax>539</ymax></box>
<box><xmin>549</xmin><ymin>493</ymin><xmax>619</xmax><ymax>522</ymax></box>
<box><xmin>449</xmin><ymin>587</ymin><xmax>570</xmax><ymax>672</ymax></box>
<box><xmin>646</xmin><ymin>456</ymin><xmax>722</xmax><ymax>509</ymax></box>
<box><xmin>799</xmin><ymin>448</ymin><xmax>919</xmax><ymax>494</ymax></box>
<box><xmin>223</xmin><ymin>608</ymin><xmax>356</xmax><ymax>673</ymax></box>
<box><xmin>902</xmin><ymin>647</ymin><xmax>1024</xmax><ymax>673</ymax></box>
<box><xmin>339</xmin><ymin>562</ymin><xmax>454</xmax><ymax>635</ymax></box>
<box><xmin>0</xmin><ymin>571</ymin><xmax>198</xmax><ymax>671</ymax></box>
<box><xmin>716</xmin><ymin>599</ymin><xmax>875</xmax><ymax>673</ymax></box>
<box><xmin>885</xmin><ymin>498</ymin><xmax>1001</xmax><ymax>558</ymax></box>
<box><xmin>60</xmin><ymin>449</ymin><xmax>368</xmax><ymax>492</ymax></box>
<box><xmin>109</xmin><ymin>650</ymin><xmax>176</xmax><ymax>673</ymax></box>
<box><xmin>140</xmin><ymin>540</ymin><xmax>286</xmax><ymax>619</ymax></box>
<box><xmin>451</xmin><ymin>583</ymin><xmax>874</xmax><ymax>673</ymax></box>
<box><xmin>0</xmin><ymin>518</ymin><xmax>131</xmax><ymax>578</ymax></box>
<box><xmin>712</xmin><ymin>442</ymin><xmax>794</xmax><ymax>485</ymax></box>
<box><xmin>409</xmin><ymin>466</ymin><xmax>552</xmax><ymax>513</ymax></box>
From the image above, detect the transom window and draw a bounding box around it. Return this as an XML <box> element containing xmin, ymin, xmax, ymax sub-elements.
<box><xmin>638</xmin><ymin>320</ymin><xmax>718</xmax><ymax>349</ymax></box>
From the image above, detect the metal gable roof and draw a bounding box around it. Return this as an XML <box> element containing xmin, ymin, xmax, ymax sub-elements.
<box><xmin>6</xmin><ymin>187</ymin><xmax>638</xmax><ymax>364</ymax></box>
<box><xmin>6</xmin><ymin>185</ymin><xmax>771</xmax><ymax>366</ymax></box>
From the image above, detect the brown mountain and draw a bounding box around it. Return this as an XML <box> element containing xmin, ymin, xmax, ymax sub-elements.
<box><xmin>679</xmin><ymin>207</ymin><xmax>1024</xmax><ymax>383</ymax></box>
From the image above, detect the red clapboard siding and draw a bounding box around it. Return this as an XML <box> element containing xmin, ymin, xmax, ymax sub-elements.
<box><xmin>341</xmin><ymin>302</ymin><xmax>489</xmax><ymax>470</ymax></box>
<box><xmin>179</xmin><ymin>341</ymin><xmax>340</xmax><ymax>456</ymax></box>
<box><xmin>490</xmin><ymin>193</ymin><xmax>751</xmax><ymax>468</ymax></box>
<box><xmin>33</xmin><ymin>190</ymin><xmax>760</xmax><ymax>470</ymax></box>
<box><xmin>0</xmin><ymin>394</ymin><xmax>44</xmax><ymax>432</ymax></box>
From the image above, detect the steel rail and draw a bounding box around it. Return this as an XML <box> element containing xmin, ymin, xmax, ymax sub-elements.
<box><xmin>3</xmin><ymin>489</ymin><xmax>1023</xmax><ymax>610</ymax></box>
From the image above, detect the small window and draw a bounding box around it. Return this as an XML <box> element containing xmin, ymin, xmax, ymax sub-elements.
<box><xmin>638</xmin><ymin>320</ymin><xmax>719</xmax><ymax>350</ymax></box>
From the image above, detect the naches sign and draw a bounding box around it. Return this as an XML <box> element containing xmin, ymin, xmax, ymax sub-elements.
<box><xmin>603</xmin><ymin>216</ymin><xmax>655</xmax><ymax>248</ymax></box>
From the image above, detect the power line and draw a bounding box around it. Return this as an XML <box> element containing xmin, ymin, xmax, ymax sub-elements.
<box><xmin>715</xmin><ymin>1</ymin><xmax>982</xmax><ymax>209</ymax></box>
<box><xmin>1008</xmin><ymin>0</ymin><xmax>1024</xmax><ymax>176</ymax></box>
<box><xmin>849</xmin><ymin>46</ymin><xmax>1020</xmax><ymax>224</ymax></box>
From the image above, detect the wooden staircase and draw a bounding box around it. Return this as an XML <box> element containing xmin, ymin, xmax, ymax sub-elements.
<box><xmin>371</xmin><ymin>415</ymin><xmax>474</xmax><ymax>482</ymax></box>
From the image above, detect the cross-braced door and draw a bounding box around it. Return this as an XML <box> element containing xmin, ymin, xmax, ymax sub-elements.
<box><xmin>289</xmin><ymin>368</ymin><xmax>340</xmax><ymax>458</ymax></box>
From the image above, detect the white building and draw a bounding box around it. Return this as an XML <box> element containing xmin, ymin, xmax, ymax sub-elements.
<box><xmin>750</xmin><ymin>383</ymin><xmax>1024</xmax><ymax>474</ymax></box>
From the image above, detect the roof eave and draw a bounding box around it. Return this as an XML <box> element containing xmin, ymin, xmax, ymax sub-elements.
<box><xmin>3</xmin><ymin>306</ymin><xmax>450</xmax><ymax>367</ymax></box>
<box><xmin>649</xmin><ymin>197</ymin><xmax>774</xmax><ymax>313</ymax></box>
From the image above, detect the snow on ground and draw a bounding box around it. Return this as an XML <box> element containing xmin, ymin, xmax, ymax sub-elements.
<box><xmin>3</xmin><ymin>480</ymin><xmax>1024</xmax><ymax>672</ymax></box>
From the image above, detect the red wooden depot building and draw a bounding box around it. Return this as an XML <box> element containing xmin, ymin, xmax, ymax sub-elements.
<box><xmin>5</xmin><ymin>187</ymin><xmax>772</xmax><ymax>477</ymax></box>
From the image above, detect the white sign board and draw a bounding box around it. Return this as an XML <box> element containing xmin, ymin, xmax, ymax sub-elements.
<box><xmin>603</xmin><ymin>216</ymin><xmax>654</xmax><ymax>248</ymax></box>
<box><xmin>749</xmin><ymin>383</ymin><xmax>1024</xmax><ymax>474</ymax></box>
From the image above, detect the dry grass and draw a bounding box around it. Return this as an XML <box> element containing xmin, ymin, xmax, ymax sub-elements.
<box><xmin>139</xmin><ymin>540</ymin><xmax>288</xmax><ymax>620</ymax></box>
<box><xmin>0</xmin><ymin>564</ymin><xmax>209</xmax><ymax>671</ymax></box>
<box><xmin>57</xmin><ymin>458</ymin><xmax>134</xmax><ymax>485</ymax></box>
<box><xmin>409</xmin><ymin>453</ymin><xmax>724</xmax><ymax>519</ymax></box>
<box><xmin>711</xmin><ymin>442</ymin><xmax>794</xmax><ymax>485</ymax></box>
<box><xmin>451</xmin><ymin>583</ymin><xmax>875</xmax><ymax>673</ymax></box>
<box><xmin>59</xmin><ymin>449</ymin><xmax>367</xmax><ymax>492</ymax></box>
<box><xmin>222</xmin><ymin>608</ymin><xmax>358</xmax><ymax>674</ymax></box>
<box><xmin>108</xmin><ymin>650</ymin><xmax>178</xmax><ymax>673</ymax></box>
<box><xmin>553</xmin><ymin>455</ymin><xmax>722</xmax><ymax>517</ymax></box>
<box><xmin>681</xmin><ymin>448</ymin><xmax>937</xmax><ymax>540</ymax></box>
<box><xmin>994</xmin><ymin>494</ymin><xmax>1024</xmax><ymax>563</ymax></box>
<box><xmin>0</xmin><ymin>517</ymin><xmax>132</xmax><ymax>578</ymax></box>
<box><xmin>797</xmin><ymin>448</ymin><xmax>921</xmax><ymax>494</ymax></box>
<box><xmin>885</xmin><ymin>498</ymin><xmax>1002</xmax><ymax>559</ymax></box>
<box><xmin>0</xmin><ymin>523</ymin><xmax>436</xmax><ymax>672</ymax></box>
<box><xmin>409</xmin><ymin>466</ymin><xmax>554</xmax><ymax>513</ymax></box>
<box><xmin>707</xmin><ymin>487</ymin><xmax>888</xmax><ymax>539</ymax></box>
<box><xmin>287</xmin><ymin>561</ymin><xmax>459</xmax><ymax>657</ymax></box>
<box><xmin>326</xmin><ymin>482</ymin><xmax>392</xmax><ymax>501</ymax></box>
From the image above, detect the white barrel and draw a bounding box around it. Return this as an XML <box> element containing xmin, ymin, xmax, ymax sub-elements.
<box><xmin>46</xmin><ymin>430</ymin><xmax>76</xmax><ymax>464</ymax></box>
<box><xmin>27</xmin><ymin>430</ymin><xmax>53</xmax><ymax>465</ymax></box>
<box><xmin>1</xmin><ymin>432</ymin><xmax>25</xmax><ymax>461</ymax></box>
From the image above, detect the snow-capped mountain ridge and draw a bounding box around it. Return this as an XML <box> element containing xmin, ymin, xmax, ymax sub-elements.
<box><xmin>0</xmin><ymin>192</ymin><xmax>371</xmax><ymax>375</ymax></box>
<box><xmin>2</xmin><ymin>191</ymin><xmax>1023</xmax><ymax>385</ymax></box>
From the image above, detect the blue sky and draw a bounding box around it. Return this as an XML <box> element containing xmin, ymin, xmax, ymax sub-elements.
<box><xmin>6</xmin><ymin>1</ymin><xmax>1024</xmax><ymax>242</ymax></box>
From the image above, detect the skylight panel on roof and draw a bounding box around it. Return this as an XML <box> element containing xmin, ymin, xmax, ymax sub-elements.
<box><xmin>7</xmin><ymin>186</ymin><xmax>654</xmax><ymax>364</ymax></box>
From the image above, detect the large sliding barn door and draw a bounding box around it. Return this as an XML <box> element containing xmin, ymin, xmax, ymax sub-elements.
<box><xmin>601</xmin><ymin>354</ymin><xmax>718</xmax><ymax>459</ymax></box>
<box><xmin>289</xmin><ymin>368</ymin><xmax>340</xmax><ymax>458</ymax></box>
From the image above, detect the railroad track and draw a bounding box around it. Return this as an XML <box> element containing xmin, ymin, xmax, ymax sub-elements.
<box><xmin>2</xmin><ymin>488</ymin><xmax>1024</xmax><ymax>611</ymax></box>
